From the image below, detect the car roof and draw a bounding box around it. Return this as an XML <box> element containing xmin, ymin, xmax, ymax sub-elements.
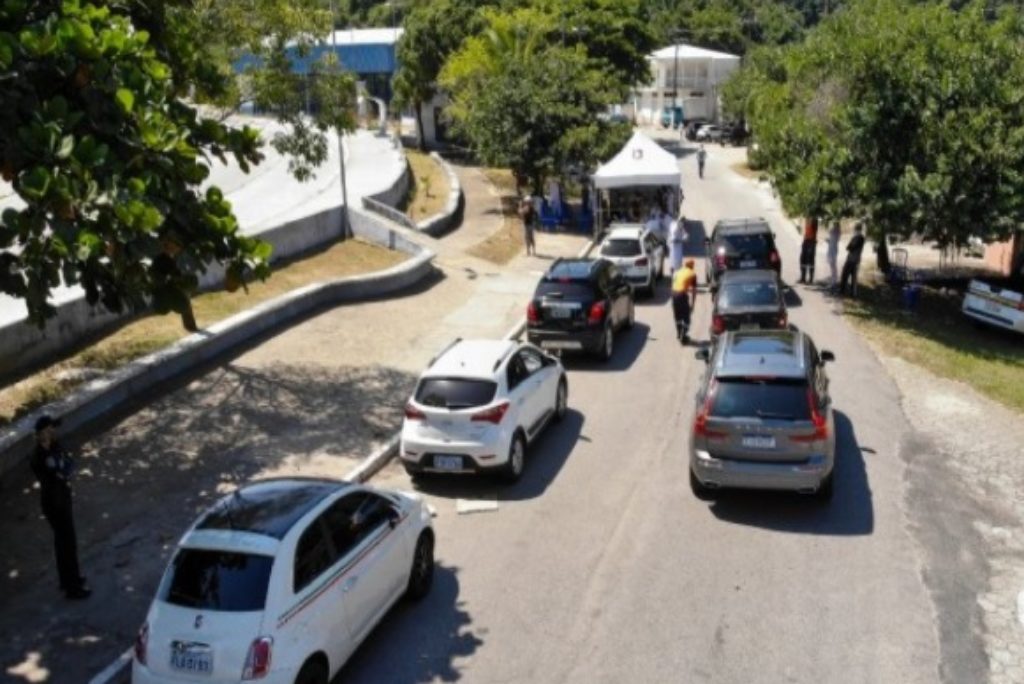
<box><xmin>425</xmin><ymin>339</ymin><xmax>517</xmax><ymax>380</ymax></box>
<box><xmin>718</xmin><ymin>269</ymin><xmax>780</xmax><ymax>285</ymax></box>
<box><xmin>714</xmin><ymin>330</ymin><xmax>807</xmax><ymax>379</ymax></box>
<box><xmin>605</xmin><ymin>225</ymin><xmax>645</xmax><ymax>239</ymax></box>
<box><xmin>714</xmin><ymin>218</ymin><xmax>772</xmax><ymax>235</ymax></box>
<box><xmin>193</xmin><ymin>478</ymin><xmax>351</xmax><ymax>541</ymax></box>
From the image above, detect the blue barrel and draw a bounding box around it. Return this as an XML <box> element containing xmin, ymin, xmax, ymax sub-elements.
<box><xmin>902</xmin><ymin>284</ymin><xmax>921</xmax><ymax>310</ymax></box>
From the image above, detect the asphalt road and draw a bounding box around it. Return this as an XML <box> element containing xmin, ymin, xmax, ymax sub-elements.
<box><xmin>356</xmin><ymin>139</ymin><xmax>945</xmax><ymax>683</ymax></box>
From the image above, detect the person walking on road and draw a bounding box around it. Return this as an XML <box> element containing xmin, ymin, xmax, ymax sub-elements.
<box><xmin>671</xmin><ymin>258</ymin><xmax>699</xmax><ymax>343</ymax></box>
<box><xmin>668</xmin><ymin>213</ymin><xmax>687</xmax><ymax>276</ymax></box>
<box><xmin>826</xmin><ymin>220</ymin><xmax>841</xmax><ymax>291</ymax></box>
<box><xmin>798</xmin><ymin>217</ymin><xmax>819</xmax><ymax>284</ymax></box>
<box><xmin>839</xmin><ymin>223</ymin><xmax>867</xmax><ymax>297</ymax></box>
<box><xmin>697</xmin><ymin>145</ymin><xmax>708</xmax><ymax>179</ymax></box>
<box><xmin>30</xmin><ymin>415</ymin><xmax>91</xmax><ymax>600</ymax></box>
<box><xmin>519</xmin><ymin>197</ymin><xmax>537</xmax><ymax>256</ymax></box>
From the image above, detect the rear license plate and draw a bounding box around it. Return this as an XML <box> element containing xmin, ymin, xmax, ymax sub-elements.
<box><xmin>740</xmin><ymin>260</ymin><xmax>757</xmax><ymax>268</ymax></box>
<box><xmin>548</xmin><ymin>306</ymin><xmax>573</xmax><ymax>319</ymax></box>
<box><xmin>741</xmin><ymin>436</ymin><xmax>776</xmax><ymax>449</ymax></box>
<box><xmin>434</xmin><ymin>455</ymin><xmax>463</xmax><ymax>470</ymax></box>
<box><xmin>170</xmin><ymin>644</ymin><xmax>213</xmax><ymax>675</ymax></box>
<box><xmin>542</xmin><ymin>340</ymin><xmax>583</xmax><ymax>350</ymax></box>
<box><xmin>984</xmin><ymin>300</ymin><xmax>1002</xmax><ymax>314</ymax></box>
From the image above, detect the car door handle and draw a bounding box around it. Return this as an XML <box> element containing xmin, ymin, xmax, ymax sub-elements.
<box><xmin>342</xmin><ymin>576</ymin><xmax>358</xmax><ymax>593</ymax></box>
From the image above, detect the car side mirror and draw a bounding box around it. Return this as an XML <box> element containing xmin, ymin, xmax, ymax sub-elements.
<box><xmin>695</xmin><ymin>349</ymin><xmax>710</xmax><ymax>363</ymax></box>
<box><xmin>820</xmin><ymin>350</ymin><xmax>835</xmax><ymax>364</ymax></box>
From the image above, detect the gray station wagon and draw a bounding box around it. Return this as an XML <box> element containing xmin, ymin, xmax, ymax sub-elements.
<box><xmin>690</xmin><ymin>330</ymin><xmax>836</xmax><ymax>499</ymax></box>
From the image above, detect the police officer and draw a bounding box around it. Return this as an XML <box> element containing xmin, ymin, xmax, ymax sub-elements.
<box><xmin>30</xmin><ymin>415</ymin><xmax>91</xmax><ymax>600</ymax></box>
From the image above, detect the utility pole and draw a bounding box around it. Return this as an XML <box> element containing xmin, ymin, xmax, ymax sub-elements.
<box><xmin>329</xmin><ymin>0</ymin><xmax>351</xmax><ymax>240</ymax></box>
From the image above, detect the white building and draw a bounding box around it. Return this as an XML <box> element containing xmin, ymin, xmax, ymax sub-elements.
<box><xmin>631</xmin><ymin>44</ymin><xmax>741</xmax><ymax>126</ymax></box>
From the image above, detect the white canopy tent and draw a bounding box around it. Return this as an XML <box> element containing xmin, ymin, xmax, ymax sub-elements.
<box><xmin>593</xmin><ymin>131</ymin><xmax>681</xmax><ymax>189</ymax></box>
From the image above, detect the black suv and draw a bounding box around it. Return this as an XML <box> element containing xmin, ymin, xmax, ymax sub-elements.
<box><xmin>705</xmin><ymin>218</ymin><xmax>781</xmax><ymax>291</ymax></box>
<box><xmin>526</xmin><ymin>258</ymin><xmax>635</xmax><ymax>361</ymax></box>
<box><xmin>711</xmin><ymin>269</ymin><xmax>788</xmax><ymax>338</ymax></box>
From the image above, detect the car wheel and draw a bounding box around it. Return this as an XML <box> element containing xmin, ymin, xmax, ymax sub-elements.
<box><xmin>597</xmin><ymin>325</ymin><xmax>614</xmax><ymax>362</ymax></box>
<box><xmin>295</xmin><ymin>659</ymin><xmax>328</xmax><ymax>684</ymax></box>
<box><xmin>815</xmin><ymin>471</ymin><xmax>834</xmax><ymax>502</ymax></box>
<box><xmin>405</xmin><ymin>531</ymin><xmax>435</xmax><ymax>600</ymax></box>
<box><xmin>503</xmin><ymin>433</ymin><xmax>526</xmax><ymax>483</ymax></box>
<box><xmin>624</xmin><ymin>299</ymin><xmax>635</xmax><ymax>329</ymax></box>
<box><xmin>689</xmin><ymin>469</ymin><xmax>715</xmax><ymax>500</ymax></box>
<box><xmin>554</xmin><ymin>379</ymin><xmax>568</xmax><ymax>421</ymax></box>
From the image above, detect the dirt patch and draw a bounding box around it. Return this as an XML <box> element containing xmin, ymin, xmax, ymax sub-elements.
<box><xmin>0</xmin><ymin>239</ymin><xmax>404</xmax><ymax>426</ymax></box>
<box><xmin>468</xmin><ymin>168</ymin><xmax>523</xmax><ymax>265</ymax></box>
<box><xmin>402</xmin><ymin>150</ymin><xmax>450</xmax><ymax>222</ymax></box>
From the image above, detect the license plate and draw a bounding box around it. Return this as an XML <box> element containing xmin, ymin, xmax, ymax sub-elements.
<box><xmin>548</xmin><ymin>306</ymin><xmax>573</xmax><ymax>319</ymax></box>
<box><xmin>985</xmin><ymin>300</ymin><xmax>1002</xmax><ymax>314</ymax></box>
<box><xmin>740</xmin><ymin>260</ymin><xmax>757</xmax><ymax>268</ymax></box>
<box><xmin>742</xmin><ymin>436</ymin><xmax>776</xmax><ymax>449</ymax></box>
<box><xmin>170</xmin><ymin>644</ymin><xmax>213</xmax><ymax>674</ymax></box>
<box><xmin>542</xmin><ymin>340</ymin><xmax>583</xmax><ymax>350</ymax></box>
<box><xmin>434</xmin><ymin>455</ymin><xmax>463</xmax><ymax>470</ymax></box>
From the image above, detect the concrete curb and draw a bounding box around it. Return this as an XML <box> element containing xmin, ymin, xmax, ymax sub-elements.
<box><xmin>416</xmin><ymin>153</ymin><xmax>464</xmax><ymax>237</ymax></box>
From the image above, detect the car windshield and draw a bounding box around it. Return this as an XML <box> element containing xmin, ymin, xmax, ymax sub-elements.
<box><xmin>415</xmin><ymin>378</ymin><xmax>497</xmax><ymax>409</ymax></box>
<box><xmin>720</xmin><ymin>233</ymin><xmax>771</xmax><ymax>255</ymax></box>
<box><xmin>545</xmin><ymin>261</ymin><xmax>593</xmax><ymax>281</ymax></box>
<box><xmin>160</xmin><ymin>549</ymin><xmax>273</xmax><ymax>612</ymax></box>
<box><xmin>720</xmin><ymin>281</ymin><xmax>780</xmax><ymax>308</ymax></box>
<box><xmin>601</xmin><ymin>239</ymin><xmax>642</xmax><ymax>257</ymax></box>
<box><xmin>710</xmin><ymin>378</ymin><xmax>811</xmax><ymax>421</ymax></box>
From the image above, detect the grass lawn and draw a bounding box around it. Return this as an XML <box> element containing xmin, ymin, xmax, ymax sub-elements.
<box><xmin>0</xmin><ymin>238</ymin><xmax>405</xmax><ymax>426</ymax></box>
<box><xmin>468</xmin><ymin>168</ymin><xmax>524</xmax><ymax>265</ymax></box>
<box><xmin>844</xmin><ymin>276</ymin><xmax>1024</xmax><ymax>412</ymax></box>
<box><xmin>402</xmin><ymin>150</ymin><xmax>450</xmax><ymax>223</ymax></box>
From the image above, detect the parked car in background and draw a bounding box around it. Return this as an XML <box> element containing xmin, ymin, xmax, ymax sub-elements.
<box><xmin>962</xmin><ymin>277</ymin><xmax>1024</xmax><ymax>336</ymax></box>
<box><xmin>597</xmin><ymin>225</ymin><xmax>666</xmax><ymax>296</ymax></box>
<box><xmin>526</xmin><ymin>258</ymin><xmax>635</xmax><ymax>360</ymax></box>
<box><xmin>696</xmin><ymin>125</ymin><xmax>727</xmax><ymax>143</ymax></box>
<box><xmin>133</xmin><ymin>478</ymin><xmax>434</xmax><ymax>684</ymax></box>
<box><xmin>705</xmin><ymin>218</ymin><xmax>781</xmax><ymax>291</ymax></box>
<box><xmin>691</xmin><ymin>330</ymin><xmax>837</xmax><ymax>500</ymax></box>
<box><xmin>400</xmin><ymin>339</ymin><xmax>567</xmax><ymax>482</ymax></box>
<box><xmin>711</xmin><ymin>269</ymin><xmax>788</xmax><ymax>338</ymax></box>
<box><xmin>685</xmin><ymin>119</ymin><xmax>709</xmax><ymax>141</ymax></box>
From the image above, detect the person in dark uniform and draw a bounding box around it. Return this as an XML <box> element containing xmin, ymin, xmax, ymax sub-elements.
<box><xmin>30</xmin><ymin>415</ymin><xmax>91</xmax><ymax>600</ymax></box>
<box><xmin>798</xmin><ymin>217</ymin><xmax>819</xmax><ymax>284</ymax></box>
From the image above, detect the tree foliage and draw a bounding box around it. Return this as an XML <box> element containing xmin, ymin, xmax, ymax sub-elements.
<box><xmin>728</xmin><ymin>0</ymin><xmax>1024</xmax><ymax>248</ymax></box>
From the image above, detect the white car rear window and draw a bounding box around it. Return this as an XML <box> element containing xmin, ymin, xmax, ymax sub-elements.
<box><xmin>160</xmin><ymin>549</ymin><xmax>273</xmax><ymax>612</ymax></box>
<box><xmin>415</xmin><ymin>378</ymin><xmax>497</xmax><ymax>409</ymax></box>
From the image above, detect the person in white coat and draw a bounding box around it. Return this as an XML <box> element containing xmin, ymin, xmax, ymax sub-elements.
<box><xmin>669</xmin><ymin>214</ymin><xmax>687</xmax><ymax>275</ymax></box>
<box><xmin>826</xmin><ymin>220</ymin><xmax>841</xmax><ymax>290</ymax></box>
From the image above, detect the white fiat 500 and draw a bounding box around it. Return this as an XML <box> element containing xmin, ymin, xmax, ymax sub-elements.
<box><xmin>132</xmin><ymin>478</ymin><xmax>434</xmax><ymax>684</ymax></box>
<box><xmin>400</xmin><ymin>339</ymin><xmax>568</xmax><ymax>482</ymax></box>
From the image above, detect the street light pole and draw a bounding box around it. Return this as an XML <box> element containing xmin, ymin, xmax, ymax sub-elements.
<box><xmin>329</xmin><ymin>0</ymin><xmax>350</xmax><ymax>240</ymax></box>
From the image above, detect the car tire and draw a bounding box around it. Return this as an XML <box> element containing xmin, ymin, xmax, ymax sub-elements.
<box><xmin>624</xmin><ymin>299</ymin><xmax>636</xmax><ymax>329</ymax></box>
<box><xmin>815</xmin><ymin>471</ymin><xmax>834</xmax><ymax>502</ymax></box>
<box><xmin>597</xmin><ymin>325</ymin><xmax>614</xmax><ymax>362</ymax></box>
<box><xmin>554</xmin><ymin>378</ymin><xmax>568</xmax><ymax>421</ymax></box>
<box><xmin>405</xmin><ymin>531</ymin><xmax>435</xmax><ymax>600</ymax></box>
<box><xmin>295</xmin><ymin>659</ymin><xmax>328</xmax><ymax>684</ymax></box>
<box><xmin>689</xmin><ymin>469</ymin><xmax>716</xmax><ymax>500</ymax></box>
<box><xmin>503</xmin><ymin>433</ymin><xmax>526</xmax><ymax>483</ymax></box>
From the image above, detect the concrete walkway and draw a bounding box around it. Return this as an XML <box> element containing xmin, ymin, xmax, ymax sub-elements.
<box><xmin>0</xmin><ymin>155</ymin><xmax>588</xmax><ymax>682</ymax></box>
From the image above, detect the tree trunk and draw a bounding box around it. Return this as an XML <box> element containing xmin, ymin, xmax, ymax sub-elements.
<box><xmin>414</xmin><ymin>100</ymin><xmax>426</xmax><ymax>151</ymax></box>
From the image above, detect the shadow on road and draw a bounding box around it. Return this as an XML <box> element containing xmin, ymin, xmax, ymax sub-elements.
<box><xmin>561</xmin><ymin>321</ymin><xmax>650</xmax><ymax>374</ymax></box>
<box><xmin>704</xmin><ymin>411</ymin><xmax>874</xmax><ymax>536</ymax></box>
<box><xmin>410</xmin><ymin>409</ymin><xmax>584</xmax><ymax>502</ymax></box>
<box><xmin>337</xmin><ymin>562</ymin><xmax>481</xmax><ymax>684</ymax></box>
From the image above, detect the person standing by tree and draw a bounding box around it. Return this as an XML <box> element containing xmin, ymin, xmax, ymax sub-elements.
<box><xmin>826</xmin><ymin>221</ymin><xmax>842</xmax><ymax>291</ymax></box>
<box><xmin>697</xmin><ymin>145</ymin><xmax>708</xmax><ymax>179</ymax></box>
<box><xmin>840</xmin><ymin>223</ymin><xmax>867</xmax><ymax>296</ymax></box>
<box><xmin>30</xmin><ymin>416</ymin><xmax>90</xmax><ymax>600</ymax></box>
<box><xmin>798</xmin><ymin>217</ymin><xmax>819</xmax><ymax>284</ymax></box>
<box><xmin>519</xmin><ymin>197</ymin><xmax>537</xmax><ymax>256</ymax></box>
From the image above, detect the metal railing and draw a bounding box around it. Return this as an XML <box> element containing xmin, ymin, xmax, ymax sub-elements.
<box><xmin>361</xmin><ymin>195</ymin><xmax>417</xmax><ymax>231</ymax></box>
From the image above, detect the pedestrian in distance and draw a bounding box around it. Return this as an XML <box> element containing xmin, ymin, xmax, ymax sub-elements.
<box><xmin>697</xmin><ymin>145</ymin><xmax>708</xmax><ymax>179</ymax></box>
<box><xmin>839</xmin><ymin>223</ymin><xmax>867</xmax><ymax>297</ymax></box>
<box><xmin>671</xmin><ymin>258</ymin><xmax>699</xmax><ymax>344</ymax></box>
<box><xmin>798</xmin><ymin>217</ymin><xmax>819</xmax><ymax>284</ymax></box>
<box><xmin>668</xmin><ymin>213</ymin><xmax>687</xmax><ymax>276</ymax></box>
<box><xmin>30</xmin><ymin>415</ymin><xmax>91</xmax><ymax>600</ymax></box>
<box><xmin>518</xmin><ymin>197</ymin><xmax>537</xmax><ymax>256</ymax></box>
<box><xmin>826</xmin><ymin>220</ymin><xmax>841</xmax><ymax>291</ymax></box>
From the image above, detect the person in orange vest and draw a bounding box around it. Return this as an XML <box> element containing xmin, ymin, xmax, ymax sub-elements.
<box><xmin>671</xmin><ymin>258</ymin><xmax>698</xmax><ymax>343</ymax></box>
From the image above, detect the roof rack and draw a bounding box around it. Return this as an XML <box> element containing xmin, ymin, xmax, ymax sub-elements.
<box><xmin>492</xmin><ymin>343</ymin><xmax>516</xmax><ymax>372</ymax></box>
<box><xmin>428</xmin><ymin>337</ymin><xmax>462</xmax><ymax>367</ymax></box>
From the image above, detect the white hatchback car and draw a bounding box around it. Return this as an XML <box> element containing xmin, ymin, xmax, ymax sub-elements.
<box><xmin>400</xmin><ymin>339</ymin><xmax>567</xmax><ymax>482</ymax></box>
<box><xmin>132</xmin><ymin>478</ymin><xmax>433</xmax><ymax>684</ymax></box>
<box><xmin>597</xmin><ymin>225</ymin><xmax>666</xmax><ymax>296</ymax></box>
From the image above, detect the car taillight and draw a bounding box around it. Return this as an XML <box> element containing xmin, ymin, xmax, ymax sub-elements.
<box><xmin>693</xmin><ymin>381</ymin><xmax>727</xmax><ymax>439</ymax></box>
<box><xmin>134</xmin><ymin>622</ymin><xmax>148</xmax><ymax>665</ymax></box>
<box><xmin>790</xmin><ymin>389</ymin><xmax>829</xmax><ymax>443</ymax></box>
<box><xmin>527</xmin><ymin>301</ymin><xmax>540</xmax><ymax>324</ymax></box>
<box><xmin>588</xmin><ymin>300</ymin><xmax>607</xmax><ymax>325</ymax></box>
<box><xmin>242</xmin><ymin>636</ymin><xmax>273</xmax><ymax>680</ymax></box>
<box><xmin>769</xmin><ymin>250</ymin><xmax>780</xmax><ymax>266</ymax></box>
<box><xmin>635</xmin><ymin>257</ymin><xmax>649</xmax><ymax>267</ymax></box>
<box><xmin>714</xmin><ymin>251</ymin><xmax>727</xmax><ymax>269</ymax></box>
<box><xmin>404</xmin><ymin>402</ymin><xmax>425</xmax><ymax>421</ymax></box>
<box><xmin>1017</xmin><ymin>298</ymin><xmax>1024</xmax><ymax>311</ymax></box>
<box><xmin>779</xmin><ymin>312</ymin><xmax>788</xmax><ymax>327</ymax></box>
<box><xmin>471</xmin><ymin>401</ymin><xmax>510</xmax><ymax>424</ymax></box>
<box><xmin>712</xmin><ymin>315</ymin><xmax>725</xmax><ymax>334</ymax></box>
